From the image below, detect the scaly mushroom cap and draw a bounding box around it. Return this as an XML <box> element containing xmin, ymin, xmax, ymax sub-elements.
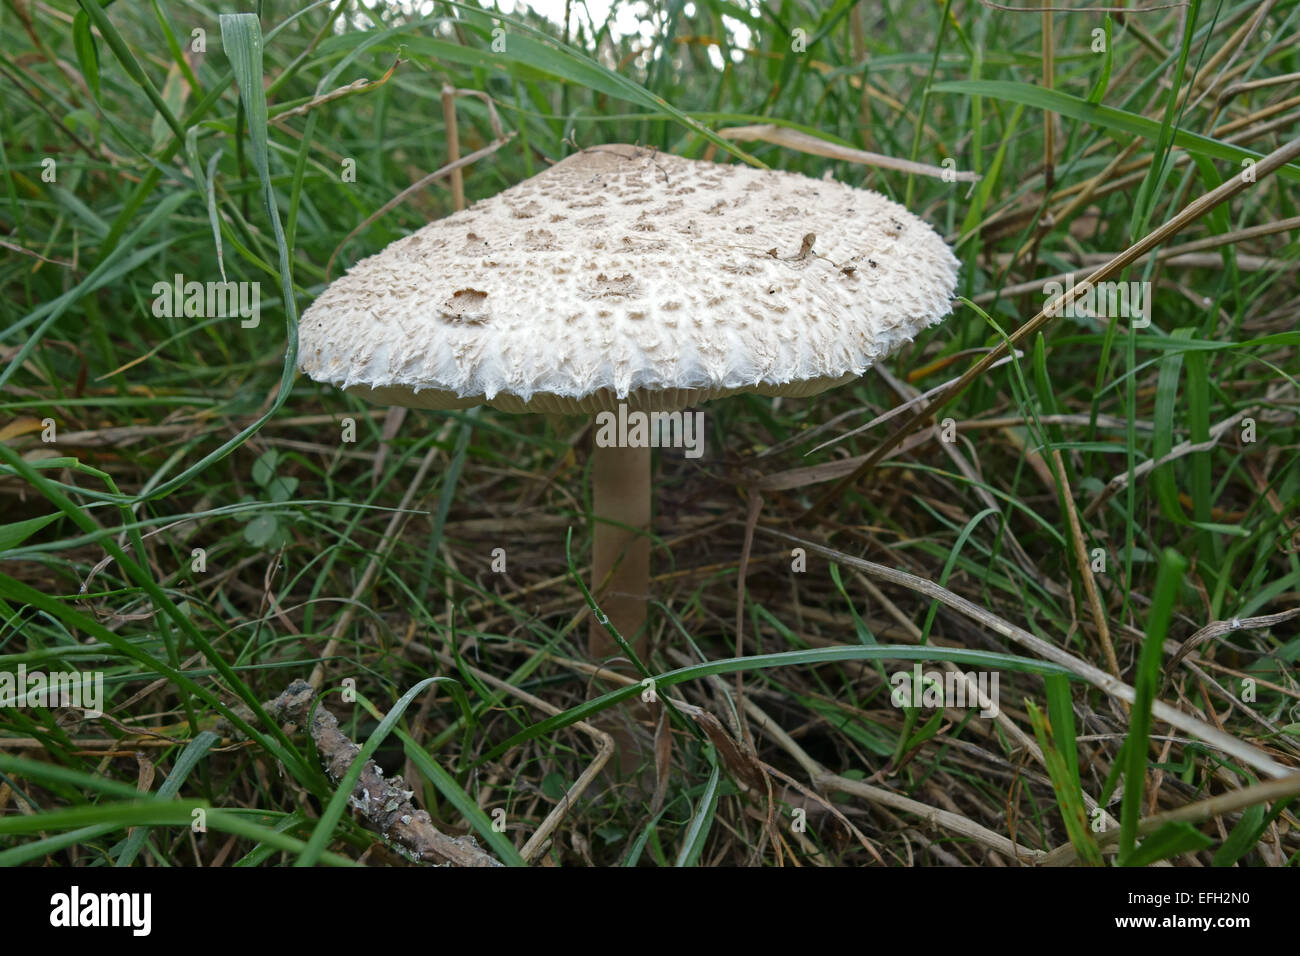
<box><xmin>299</xmin><ymin>144</ymin><xmax>960</xmax><ymax>413</ymax></box>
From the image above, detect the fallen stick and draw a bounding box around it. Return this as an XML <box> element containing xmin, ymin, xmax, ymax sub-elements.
<box><xmin>228</xmin><ymin>679</ymin><xmax>503</xmax><ymax>867</ymax></box>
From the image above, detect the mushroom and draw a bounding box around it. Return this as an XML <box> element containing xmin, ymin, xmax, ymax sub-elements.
<box><xmin>299</xmin><ymin>143</ymin><xmax>959</xmax><ymax>664</ymax></box>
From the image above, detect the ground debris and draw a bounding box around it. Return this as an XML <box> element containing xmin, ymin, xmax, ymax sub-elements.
<box><xmin>223</xmin><ymin>679</ymin><xmax>504</xmax><ymax>867</ymax></box>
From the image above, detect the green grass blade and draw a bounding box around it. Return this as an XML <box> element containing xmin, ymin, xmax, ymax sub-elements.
<box><xmin>674</xmin><ymin>762</ymin><xmax>721</xmax><ymax>867</ymax></box>
<box><xmin>115</xmin><ymin>731</ymin><xmax>222</xmax><ymax>867</ymax></box>
<box><xmin>1026</xmin><ymin>691</ymin><xmax>1102</xmax><ymax>866</ymax></box>
<box><xmin>1123</xmin><ymin>821</ymin><xmax>1213</xmax><ymax>868</ymax></box>
<box><xmin>932</xmin><ymin>80</ymin><xmax>1300</xmax><ymax>183</ymax></box>
<box><xmin>1118</xmin><ymin>548</ymin><xmax>1188</xmax><ymax>864</ymax></box>
<box><xmin>398</xmin><ymin>727</ymin><xmax>527</xmax><ymax>867</ymax></box>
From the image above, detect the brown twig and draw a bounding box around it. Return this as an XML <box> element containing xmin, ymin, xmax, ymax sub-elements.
<box><xmin>265</xmin><ymin>680</ymin><xmax>503</xmax><ymax>866</ymax></box>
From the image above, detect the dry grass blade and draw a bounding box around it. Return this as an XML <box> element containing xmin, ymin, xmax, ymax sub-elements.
<box><xmin>1050</xmin><ymin>448</ymin><xmax>1121</xmax><ymax>681</ymax></box>
<box><xmin>271</xmin><ymin>58</ymin><xmax>403</xmax><ymax>123</ymax></box>
<box><xmin>805</xmin><ymin>354</ymin><xmax>1020</xmax><ymax>455</ymax></box>
<box><xmin>977</xmin><ymin>215</ymin><xmax>1300</xmax><ymax>303</ymax></box>
<box><xmin>819</xmin><ymin>772</ymin><xmax>1045</xmax><ymax>863</ymax></box>
<box><xmin>759</xmin><ymin>529</ymin><xmax>1295</xmax><ymax>780</ymax></box>
<box><xmin>1165</xmin><ymin>607</ymin><xmax>1300</xmax><ymax>674</ymax></box>
<box><xmin>743</xmin><ymin>696</ymin><xmax>1039</xmax><ymax>863</ymax></box>
<box><xmin>717</xmin><ymin>123</ymin><xmax>980</xmax><ymax>182</ymax></box>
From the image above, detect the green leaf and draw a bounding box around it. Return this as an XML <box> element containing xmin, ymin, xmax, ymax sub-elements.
<box><xmin>541</xmin><ymin>772</ymin><xmax>567</xmax><ymax>802</ymax></box>
<box><xmin>0</xmin><ymin>754</ymin><xmax>151</xmax><ymax>801</ymax></box>
<box><xmin>0</xmin><ymin>454</ymin><xmax>313</xmax><ymax>783</ymax></box>
<box><xmin>1122</xmin><ymin>821</ymin><xmax>1213</xmax><ymax>867</ymax></box>
<box><xmin>1152</xmin><ymin>329</ymin><xmax>1193</xmax><ymax>522</ymax></box>
<box><xmin>1212</xmin><ymin>803</ymin><xmax>1280</xmax><ymax>867</ymax></box>
<box><xmin>268</xmin><ymin>475</ymin><xmax>298</xmax><ymax>503</ymax></box>
<box><xmin>1045</xmin><ymin>672</ymin><xmax>1081</xmax><ymax>789</ymax></box>
<box><xmin>828</xmin><ymin>563</ymin><xmax>877</xmax><ymax>645</ymax></box>
<box><xmin>75</xmin><ymin>0</ymin><xmax>185</xmax><ymax>142</ymax></box>
<box><xmin>252</xmin><ymin>449</ymin><xmax>278</xmax><ymax>487</ymax></box>
<box><xmin>1128</xmin><ymin>0</ymin><xmax>1199</xmax><ymax>241</ymax></box>
<box><xmin>243</xmin><ymin>514</ymin><xmax>278</xmax><ymax>547</ymax></box>
<box><xmin>675</xmin><ymin>762</ymin><xmax>721</xmax><ymax>867</ymax></box>
<box><xmin>419</xmin><ymin>413</ymin><xmax>474</xmax><ymax>598</ymax></box>
<box><xmin>1086</xmin><ymin>15</ymin><xmax>1112</xmax><ymax>104</ymax></box>
<box><xmin>0</xmin><ymin>513</ymin><xmax>61</xmax><ymax>553</ymax></box>
<box><xmin>73</xmin><ymin>10</ymin><xmax>101</xmax><ymax>100</ymax></box>
<box><xmin>805</xmin><ymin>698</ymin><xmax>895</xmax><ymax>757</ymax></box>
<box><xmin>1027</xmin><ymin>691</ymin><xmax>1102</xmax><ymax>866</ymax></box>
<box><xmin>1118</xmin><ymin>549</ymin><xmax>1188</xmax><ymax>863</ymax></box>
<box><xmin>114</xmin><ymin>731</ymin><xmax>221</xmax><ymax>867</ymax></box>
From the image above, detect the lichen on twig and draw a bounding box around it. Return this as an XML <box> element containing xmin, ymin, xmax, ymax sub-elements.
<box><xmin>224</xmin><ymin>679</ymin><xmax>503</xmax><ymax>867</ymax></box>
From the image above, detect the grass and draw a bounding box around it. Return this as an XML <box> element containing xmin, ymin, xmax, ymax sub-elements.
<box><xmin>0</xmin><ymin>0</ymin><xmax>1297</xmax><ymax>867</ymax></box>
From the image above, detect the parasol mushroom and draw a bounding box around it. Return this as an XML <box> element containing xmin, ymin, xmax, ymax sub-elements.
<box><xmin>299</xmin><ymin>143</ymin><xmax>959</xmax><ymax>664</ymax></box>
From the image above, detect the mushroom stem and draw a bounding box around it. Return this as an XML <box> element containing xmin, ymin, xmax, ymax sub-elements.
<box><xmin>589</xmin><ymin>440</ymin><xmax>651</xmax><ymax>662</ymax></box>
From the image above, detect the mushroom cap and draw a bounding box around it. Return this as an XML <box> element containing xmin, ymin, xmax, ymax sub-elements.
<box><xmin>299</xmin><ymin>144</ymin><xmax>959</xmax><ymax>413</ymax></box>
